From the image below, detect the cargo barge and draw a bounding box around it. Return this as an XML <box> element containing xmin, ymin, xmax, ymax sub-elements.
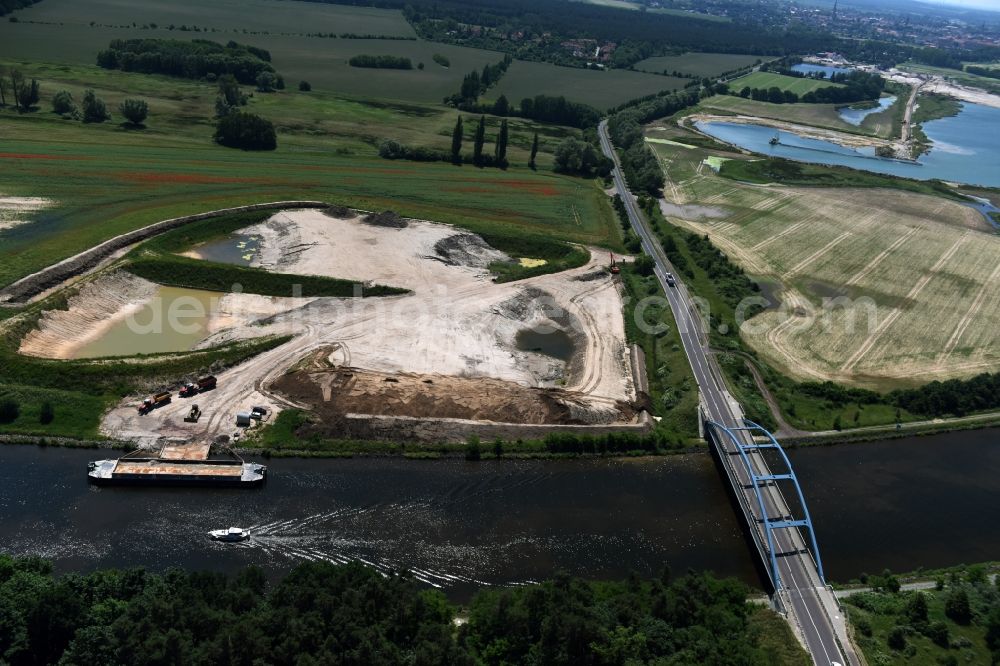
<box><xmin>88</xmin><ymin>457</ymin><xmax>266</xmax><ymax>487</ymax></box>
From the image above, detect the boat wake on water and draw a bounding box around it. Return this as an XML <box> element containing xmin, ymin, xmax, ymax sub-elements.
<box><xmin>223</xmin><ymin>508</ymin><xmax>496</xmax><ymax>589</ymax></box>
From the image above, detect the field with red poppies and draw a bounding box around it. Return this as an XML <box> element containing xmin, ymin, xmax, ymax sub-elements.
<box><xmin>0</xmin><ymin>61</ymin><xmax>619</xmax><ymax>289</ymax></box>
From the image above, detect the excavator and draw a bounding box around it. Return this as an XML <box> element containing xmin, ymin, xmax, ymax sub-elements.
<box><xmin>609</xmin><ymin>252</ymin><xmax>620</xmax><ymax>275</ymax></box>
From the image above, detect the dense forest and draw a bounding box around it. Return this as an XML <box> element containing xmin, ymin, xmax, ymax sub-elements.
<box><xmin>0</xmin><ymin>555</ymin><xmax>805</xmax><ymax>665</ymax></box>
<box><xmin>96</xmin><ymin>39</ymin><xmax>276</xmax><ymax>85</ymax></box>
<box><xmin>0</xmin><ymin>0</ymin><xmax>40</xmax><ymax>16</ymax></box>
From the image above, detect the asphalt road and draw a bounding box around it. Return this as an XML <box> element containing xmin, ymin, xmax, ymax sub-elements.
<box><xmin>598</xmin><ymin>121</ymin><xmax>857</xmax><ymax>666</ymax></box>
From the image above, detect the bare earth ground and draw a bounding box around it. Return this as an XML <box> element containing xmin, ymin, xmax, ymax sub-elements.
<box><xmin>93</xmin><ymin>210</ymin><xmax>635</xmax><ymax>446</ymax></box>
<box><xmin>653</xmin><ymin>147</ymin><xmax>1000</xmax><ymax>388</ymax></box>
<box><xmin>887</xmin><ymin>69</ymin><xmax>1000</xmax><ymax>110</ymax></box>
<box><xmin>0</xmin><ymin>195</ymin><xmax>52</xmax><ymax>232</ymax></box>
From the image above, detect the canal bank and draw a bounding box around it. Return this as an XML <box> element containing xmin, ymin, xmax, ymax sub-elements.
<box><xmin>0</xmin><ymin>427</ymin><xmax>996</xmax><ymax>599</ymax></box>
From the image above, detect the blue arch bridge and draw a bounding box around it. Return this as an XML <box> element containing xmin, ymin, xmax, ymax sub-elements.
<box><xmin>703</xmin><ymin>415</ymin><xmax>859</xmax><ymax>666</ymax></box>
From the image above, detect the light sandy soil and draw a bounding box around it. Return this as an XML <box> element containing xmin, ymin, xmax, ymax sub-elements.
<box><xmin>18</xmin><ymin>272</ymin><xmax>158</xmax><ymax>359</ymax></box>
<box><xmin>0</xmin><ymin>196</ymin><xmax>51</xmax><ymax>232</ymax></box>
<box><xmin>887</xmin><ymin>69</ymin><xmax>1000</xmax><ymax>110</ymax></box>
<box><xmin>99</xmin><ymin>210</ymin><xmax>635</xmax><ymax>447</ymax></box>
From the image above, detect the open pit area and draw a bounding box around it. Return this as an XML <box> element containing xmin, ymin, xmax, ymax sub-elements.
<box><xmin>90</xmin><ymin>208</ymin><xmax>640</xmax><ymax>446</ymax></box>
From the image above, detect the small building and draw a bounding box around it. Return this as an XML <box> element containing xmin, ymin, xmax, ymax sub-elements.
<box><xmin>235</xmin><ymin>412</ymin><xmax>253</xmax><ymax>427</ymax></box>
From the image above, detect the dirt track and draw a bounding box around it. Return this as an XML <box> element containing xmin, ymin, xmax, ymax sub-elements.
<box><xmin>99</xmin><ymin>210</ymin><xmax>636</xmax><ymax>446</ymax></box>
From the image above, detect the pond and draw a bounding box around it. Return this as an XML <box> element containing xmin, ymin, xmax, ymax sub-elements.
<box><xmin>695</xmin><ymin>102</ymin><xmax>1000</xmax><ymax>188</ymax></box>
<box><xmin>71</xmin><ymin>286</ymin><xmax>221</xmax><ymax>359</ymax></box>
<box><xmin>838</xmin><ymin>95</ymin><xmax>897</xmax><ymax>126</ymax></box>
<box><xmin>515</xmin><ymin>327</ymin><xmax>575</xmax><ymax>361</ymax></box>
<box><xmin>191</xmin><ymin>232</ymin><xmax>261</xmax><ymax>266</ymax></box>
<box><xmin>791</xmin><ymin>63</ymin><xmax>854</xmax><ymax>79</ymax></box>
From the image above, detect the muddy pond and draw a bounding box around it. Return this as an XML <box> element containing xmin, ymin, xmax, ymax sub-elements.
<box><xmin>71</xmin><ymin>286</ymin><xmax>221</xmax><ymax>359</ymax></box>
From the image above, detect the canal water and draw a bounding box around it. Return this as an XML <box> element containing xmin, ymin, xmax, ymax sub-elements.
<box><xmin>72</xmin><ymin>286</ymin><xmax>221</xmax><ymax>359</ymax></box>
<box><xmin>696</xmin><ymin>101</ymin><xmax>1000</xmax><ymax>188</ymax></box>
<box><xmin>1</xmin><ymin>429</ymin><xmax>997</xmax><ymax>597</ymax></box>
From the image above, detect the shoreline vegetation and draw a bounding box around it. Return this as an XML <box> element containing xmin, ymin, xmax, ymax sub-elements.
<box><xmin>0</xmin><ymin>554</ymin><xmax>808</xmax><ymax>665</ymax></box>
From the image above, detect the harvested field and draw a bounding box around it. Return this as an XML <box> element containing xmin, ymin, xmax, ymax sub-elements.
<box><xmin>99</xmin><ymin>210</ymin><xmax>636</xmax><ymax>446</ymax></box>
<box><xmin>649</xmin><ymin>133</ymin><xmax>1000</xmax><ymax>389</ymax></box>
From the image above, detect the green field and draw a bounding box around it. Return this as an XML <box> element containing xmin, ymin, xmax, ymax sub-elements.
<box><xmin>635</xmin><ymin>52</ymin><xmax>763</xmax><ymax>77</ymax></box>
<box><xmin>730</xmin><ymin>71</ymin><xmax>843</xmax><ymax>96</ymax></box>
<box><xmin>6</xmin><ymin>0</ymin><xmax>416</xmax><ymax>36</ymax></box>
<box><xmin>0</xmin><ymin>0</ymin><xmax>690</xmax><ymax>107</ymax></box>
<box><xmin>699</xmin><ymin>94</ymin><xmax>882</xmax><ymax>136</ymax></box>
<box><xmin>491</xmin><ymin>60</ymin><xmax>686</xmax><ymax>110</ymax></box>
<box><xmin>0</xmin><ymin>60</ymin><xmax>619</xmax><ymax>290</ymax></box>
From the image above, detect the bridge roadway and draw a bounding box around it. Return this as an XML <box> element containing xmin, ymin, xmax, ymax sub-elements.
<box><xmin>598</xmin><ymin>121</ymin><xmax>859</xmax><ymax>666</ymax></box>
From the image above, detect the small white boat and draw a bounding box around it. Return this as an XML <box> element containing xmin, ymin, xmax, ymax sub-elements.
<box><xmin>209</xmin><ymin>527</ymin><xmax>250</xmax><ymax>542</ymax></box>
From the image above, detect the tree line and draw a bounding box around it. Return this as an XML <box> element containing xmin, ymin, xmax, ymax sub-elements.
<box><xmin>0</xmin><ymin>554</ymin><xmax>796</xmax><ymax>665</ymax></box>
<box><xmin>348</xmin><ymin>54</ymin><xmax>413</xmax><ymax>69</ymax></box>
<box><xmin>737</xmin><ymin>70</ymin><xmax>885</xmax><ymax>105</ymax></box>
<box><xmin>97</xmin><ymin>38</ymin><xmax>276</xmax><ymax>85</ymax></box>
<box><xmin>965</xmin><ymin>65</ymin><xmax>1000</xmax><ymax>81</ymax></box>
<box><xmin>0</xmin><ymin>0</ymin><xmax>39</xmax><ymax>16</ymax></box>
<box><xmin>380</xmin><ymin>114</ymin><xmax>512</xmax><ymax>168</ymax></box>
<box><xmin>606</xmin><ymin>89</ymin><xmax>700</xmax><ymax>197</ymax></box>
<box><xmin>443</xmin><ymin>54</ymin><xmax>512</xmax><ymax>109</ymax></box>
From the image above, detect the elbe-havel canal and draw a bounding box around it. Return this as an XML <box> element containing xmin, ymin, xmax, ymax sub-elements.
<box><xmin>1</xmin><ymin>428</ymin><xmax>997</xmax><ymax>600</ymax></box>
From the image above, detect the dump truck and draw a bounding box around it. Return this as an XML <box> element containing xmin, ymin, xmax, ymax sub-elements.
<box><xmin>179</xmin><ymin>375</ymin><xmax>217</xmax><ymax>398</ymax></box>
<box><xmin>184</xmin><ymin>404</ymin><xmax>201</xmax><ymax>423</ymax></box>
<box><xmin>138</xmin><ymin>392</ymin><xmax>171</xmax><ymax>415</ymax></box>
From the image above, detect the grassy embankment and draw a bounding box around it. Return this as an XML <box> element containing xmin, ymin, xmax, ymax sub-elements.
<box><xmin>842</xmin><ymin>563</ymin><xmax>1000</xmax><ymax>666</ymax></box>
<box><xmin>246</xmin><ymin>407</ymin><xmax>697</xmax><ymax>459</ymax></box>
<box><xmin>910</xmin><ymin>92</ymin><xmax>963</xmax><ymax>156</ymax></box>
<box><xmin>718</xmin><ymin>157</ymin><xmax>964</xmax><ymax>200</ymax></box>
<box><xmin>0</xmin><ymin>60</ymin><xmax>621</xmax><ymax>291</ymax></box>
<box><xmin>698</xmin><ymin>92</ymin><xmax>903</xmax><ymax>140</ymax></box>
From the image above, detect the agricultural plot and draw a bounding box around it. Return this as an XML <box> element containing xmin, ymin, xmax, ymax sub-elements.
<box><xmin>646</xmin><ymin>134</ymin><xmax>1000</xmax><ymax>389</ymax></box>
<box><xmin>490</xmin><ymin>61</ymin><xmax>686</xmax><ymax>110</ymax></box>
<box><xmin>730</xmin><ymin>72</ymin><xmax>843</xmax><ymax>96</ymax></box>
<box><xmin>0</xmin><ymin>24</ymin><xmax>503</xmax><ymax>103</ymax></box>
<box><xmin>0</xmin><ymin>62</ymin><xmax>617</xmax><ymax>289</ymax></box>
<box><xmin>4</xmin><ymin>0</ymin><xmax>415</xmax><ymax>38</ymax></box>
<box><xmin>635</xmin><ymin>53</ymin><xmax>763</xmax><ymax>78</ymax></box>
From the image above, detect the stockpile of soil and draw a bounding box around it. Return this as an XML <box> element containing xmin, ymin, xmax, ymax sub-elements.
<box><xmin>362</xmin><ymin>210</ymin><xmax>407</xmax><ymax>228</ymax></box>
<box><xmin>433</xmin><ymin>234</ymin><xmax>509</xmax><ymax>269</ymax></box>
<box><xmin>272</xmin><ymin>364</ymin><xmax>633</xmax><ymax>431</ymax></box>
